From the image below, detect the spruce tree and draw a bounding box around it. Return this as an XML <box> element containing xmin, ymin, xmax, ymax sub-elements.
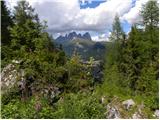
<box><xmin>1</xmin><ymin>1</ymin><xmax>13</xmax><ymax>45</ymax></box>
<box><xmin>141</xmin><ymin>0</ymin><xmax>159</xmax><ymax>61</ymax></box>
<box><xmin>107</xmin><ymin>14</ymin><xmax>125</xmax><ymax>68</ymax></box>
<box><xmin>110</xmin><ymin>14</ymin><xmax>124</xmax><ymax>41</ymax></box>
<box><xmin>10</xmin><ymin>0</ymin><xmax>42</xmax><ymax>52</ymax></box>
<box><xmin>141</xmin><ymin>0</ymin><xmax>159</xmax><ymax>28</ymax></box>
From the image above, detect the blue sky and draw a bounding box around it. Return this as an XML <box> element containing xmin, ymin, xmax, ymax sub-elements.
<box><xmin>79</xmin><ymin>0</ymin><xmax>106</xmax><ymax>9</ymax></box>
<box><xmin>7</xmin><ymin>0</ymin><xmax>149</xmax><ymax>41</ymax></box>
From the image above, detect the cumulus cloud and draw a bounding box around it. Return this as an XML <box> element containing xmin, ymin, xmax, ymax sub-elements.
<box><xmin>27</xmin><ymin>0</ymin><xmax>132</xmax><ymax>34</ymax></box>
<box><xmin>92</xmin><ymin>33</ymin><xmax>110</xmax><ymax>41</ymax></box>
<box><xmin>121</xmin><ymin>0</ymin><xmax>149</xmax><ymax>24</ymax></box>
<box><xmin>6</xmin><ymin>0</ymin><xmax>150</xmax><ymax>40</ymax></box>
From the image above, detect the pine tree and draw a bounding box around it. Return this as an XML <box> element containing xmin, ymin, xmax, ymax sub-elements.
<box><xmin>1</xmin><ymin>1</ymin><xmax>13</xmax><ymax>45</ymax></box>
<box><xmin>106</xmin><ymin>14</ymin><xmax>125</xmax><ymax>68</ymax></box>
<box><xmin>1</xmin><ymin>1</ymin><xmax>14</xmax><ymax>67</ymax></box>
<box><xmin>135</xmin><ymin>0</ymin><xmax>159</xmax><ymax>102</ymax></box>
<box><xmin>9</xmin><ymin>0</ymin><xmax>64</xmax><ymax>85</ymax></box>
<box><xmin>13</xmin><ymin>0</ymin><xmax>38</xmax><ymax>25</ymax></box>
<box><xmin>141</xmin><ymin>0</ymin><xmax>159</xmax><ymax>28</ymax></box>
<box><xmin>141</xmin><ymin>0</ymin><xmax>159</xmax><ymax>61</ymax></box>
<box><xmin>10</xmin><ymin>0</ymin><xmax>42</xmax><ymax>52</ymax></box>
<box><xmin>103</xmin><ymin>14</ymin><xmax>126</xmax><ymax>90</ymax></box>
<box><xmin>124</xmin><ymin>26</ymin><xmax>143</xmax><ymax>90</ymax></box>
<box><xmin>110</xmin><ymin>14</ymin><xmax>124</xmax><ymax>41</ymax></box>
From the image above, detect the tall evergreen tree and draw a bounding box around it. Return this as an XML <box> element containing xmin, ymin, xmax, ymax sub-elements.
<box><xmin>110</xmin><ymin>14</ymin><xmax>124</xmax><ymax>41</ymax></box>
<box><xmin>141</xmin><ymin>0</ymin><xmax>159</xmax><ymax>62</ymax></box>
<box><xmin>107</xmin><ymin>14</ymin><xmax>125</xmax><ymax>67</ymax></box>
<box><xmin>141</xmin><ymin>0</ymin><xmax>159</xmax><ymax>28</ymax></box>
<box><xmin>135</xmin><ymin>0</ymin><xmax>159</xmax><ymax>100</ymax></box>
<box><xmin>123</xmin><ymin>26</ymin><xmax>143</xmax><ymax>90</ymax></box>
<box><xmin>1</xmin><ymin>1</ymin><xmax>13</xmax><ymax>45</ymax></box>
<box><xmin>10</xmin><ymin>0</ymin><xmax>42</xmax><ymax>52</ymax></box>
<box><xmin>13</xmin><ymin>0</ymin><xmax>38</xmax><ymax>25</ymax></box>
<box><xmin>1</xmin><ymin>1</ymin><xmax>14</xmax><ymax>67</ymax></box>
<box><xmin>103</xmin><ymin>0</ymin><xmax>159</xmax><ymax>95</ymax></box>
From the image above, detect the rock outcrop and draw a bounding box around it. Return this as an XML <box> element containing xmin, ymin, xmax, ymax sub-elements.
<box><xmin>132</xmin><ymin>112</ymin><xmax>142</xmax><ymax>119</ymax></box>
<box><xmin>1</xmin><ymin>63</ymin><xmax>19</xmax><ymax>94</ymax></box>
<box><xmin>101</xmin><ymin>96</ymin><xmax>151</xmax><ymax>119</ymax></box>
<box><xmin>105</xmin><ymin>104</ymin><xmax>121</xmax><ymax>119</ymax></box>
<box><xmin>41</xmin><ymin>86</ymin><xmax>61</xmax><ymax>103</ymax></box>
<box><xmin>122</xmin><ymin>99</ymin><xmax>135</xmax><ymax>110</ymax></box>
<box><xmin>153</xmin><ymin>110</ymin><xmax>159</xmax><ymax>118</ymax></box>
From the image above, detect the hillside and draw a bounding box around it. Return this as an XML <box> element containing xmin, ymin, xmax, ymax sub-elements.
<box><xmin>55</xmin><ymin>32</ymin><xmax>107</xmax><ymax>60</ymax></box>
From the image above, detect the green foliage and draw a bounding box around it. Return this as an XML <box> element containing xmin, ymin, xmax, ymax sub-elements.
<box><xmin>64</xmin><ymin>53</ymin><xmax>93</xmax><ymax>92</ymax></box>
<box><xmin>1</xmin><ymin>1</ymin><xmax>13</xmax><ymax>67</ymax></box>
<box><xmin>1</xmin><ymin>0</ymin><xmax>159</xmax><ymax>119</ymax></box>
<box><xmin>13</xmin><ymin>1</ymin><xmax>38</xmax><ymax>25</ymax></box>
<box><xmin>59</xmin><ymin>55</ymin><xmax>92</xmax><ymax>92</ymax></box>
<box><xmin>102</xmin><ymin>0</ymin><xmax>159</xmax><ymax>113</ymax></box>
<box><xmin>2</xmin><ymin>99</ymin><xmax>35</xmax><ymax>119</ymax></box>
<box><xmin>7</xmin><ymin>0</ymin><xmax>67</xmax><ymax>88</ymax></box>
<box><xmin>1</xmin><ymin>0</ymin><xmax>99</xmax><ymax>119</ymax></box>
<box><xmin>59</xmin><ymin>38</ymin><xmax>107</xmax><ymax>61</ymax></box>
<box><xmin>119</xmin><ymin>26</ymin><xmax>143</xmax><ymax>90</ymax></box>
<box><xmin>1</xmin><ymin>88</ymin><xmax>20</xmax><ymax>105</ymax></box>
<box><xmin>144</xmin><ymin>95</ymin><xmax>159</xmax><ymax>110</ymax></box>
<box><xmin>10</xmin><ymin>1</ymin><xmax>46</xmax><ymax>52</ymax></box>
<box><xmin>1</xmin><ymin>96</ymin><xmax>55</xmax><ymax>119</ymax></box>
<box><xmin>141</xmin><ymin>0</ymin><xmax>159</xmax><ymax>27</ymax></box>
<box><xmin>110</xmin><ymin>14</ymin><xmax>124</xmax><ymax>41</ymax></box>
<box><xmin>53</xmin><ymin>93</ymin><xmax>105</xmax><ymax>119</ymax></box>
<box><xmin>10</xmin><ymin>19</ymin><xmax>42</xmax><ymax>51</ymax></box>
<box><xmin>96</xmin><ymin>64</ymin><xmax>132</xmax><ymax>99</ymax></box>
<box><xmin>137</xmin><ymin>64</ymin><xmax>158</xmax><ymax>94</ymax></box>
<box><xmin>2</xmin><ymin>93</ymin><xmax>105</xmax><ymax>119</ymax></box>
<box><xmin>1</xmin><ymin>46</ymin><xmax>13</xmax><ymax>68</ymax></box>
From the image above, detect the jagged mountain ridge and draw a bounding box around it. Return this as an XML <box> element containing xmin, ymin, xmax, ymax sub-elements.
<box><xmin>56</xmin><ymin>32</ymin><xmax>92</xmax><ymax>43</ymax></box>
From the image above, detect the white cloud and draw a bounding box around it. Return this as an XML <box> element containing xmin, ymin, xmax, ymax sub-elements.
<box><xmin>25</xmin><ymin>0</ymin><xmax>132</xmax><ymax>34</ymax></box>
<box><xmin>6</xmin><ymin>0</ymin><xmax>150</xmax><ymax>40</ymax></box>
<box><xmin>92</xmin><ymin>32</ymin><xmax>111</xmax><ymax>41</ymax></box>
<box><xmin>121</xmin><ymin>0</ymin><xmax>149</xmax><ymax>24</ymax></box>
<box><xmin>92</xmin><ymin>36</ymin><xmax>109</xmax><ymax>41</ymax></box>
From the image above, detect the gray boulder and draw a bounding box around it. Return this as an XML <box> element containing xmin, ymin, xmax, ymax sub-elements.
<box><xmin>1</xmin><ymin>64</ymin><xmax>19</xmax><ymax>93</ymax></box>
<box><xmin>1</xmin><ymin>62</ymin><xmax>27</xmax><ymax>97</ymax></box>
<box><xmin>122</xmin><ymin>99</ymin><xmax>135</xmax><ymax>110</ymax></box>
<box><xmin>153</xmin><ymin>110</ymin><xmax>159</xmax><ymax>118</ymax></box>
<box><xmin>106</xmin><ymin>104</ymin><xmax>121</xmax><ymax>119</ymax></box>
<box><xmin>132</xmin><ymin>112</ymin><xmax>142</xmax><ymax>119</ymax></box>
<box><xmin>41</xmin><ymin>86</ymin><xmax>61</xmax><ymax>103</ymax></box>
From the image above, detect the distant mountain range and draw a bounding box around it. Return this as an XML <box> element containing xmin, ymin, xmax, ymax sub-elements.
<box><xmin>55</xmin><ymin>32</ymin><xmax>108</xmax><ymax>60</ymax></box>
<box><xmin>56</xmin><ymin>32</ymin><xmax>92</xmax><ymax>43</ymax></box>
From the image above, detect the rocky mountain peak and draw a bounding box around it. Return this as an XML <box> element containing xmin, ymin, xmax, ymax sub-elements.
<box><xmin>83</xmin><ymin>32</ymin><xmax>91</xmax><ymax>40</ymax></box>
<box><xmin>56</xmin><ymin>32</ymin><xmax>92</xmax><ymax>42</ymax></box>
